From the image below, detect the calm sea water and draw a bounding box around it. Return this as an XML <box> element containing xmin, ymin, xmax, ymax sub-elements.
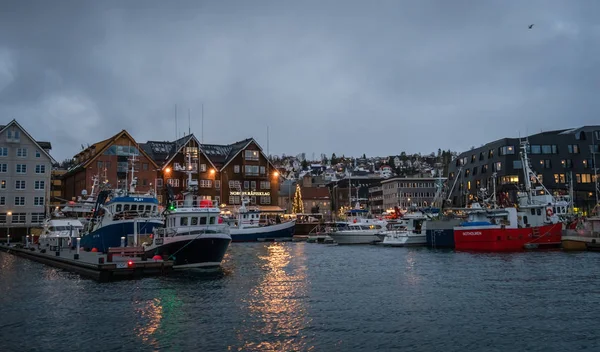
<box><xmin>1</xmin><ymin>243</ymin><xmax>600</xmax><ymax>352</ymax></box>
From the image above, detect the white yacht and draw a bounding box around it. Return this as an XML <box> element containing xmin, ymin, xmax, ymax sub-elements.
<box><xmin>39</xmin><ymin>218</ymin><xmax>85</xmax><ymax>250</ymax></box>
<box><xmin>327</xmin><ymin>207</ymin><xmax>387</xmax><ymax>244</ymax></box>
<box><xmin>380</xmin><ymin>212</ymin><xmax>429</xmax><ymax>247</ymax></box>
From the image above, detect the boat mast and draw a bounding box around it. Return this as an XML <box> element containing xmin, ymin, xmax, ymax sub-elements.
<box><xmin>520</xmin><ymin>139</ymin><xmax>533</xmax><ymax>204</ymax></box>
<box><xmin>128</xmin><ymin>150</ymin><xmax>137</xmax><ymax>194</ymax></box>
<box><xmin>593</xmin><ymin>131</ymin><xmax>599</xmax><ymax>205</ymax></box>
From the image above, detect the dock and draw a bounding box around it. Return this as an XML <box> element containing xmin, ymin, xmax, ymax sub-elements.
<box><xmin>0</xmin><ymin>243</ymin><xmax>174</xmax><ymax>282</ymax></box>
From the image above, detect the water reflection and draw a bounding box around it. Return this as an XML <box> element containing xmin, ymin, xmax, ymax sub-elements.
<box><xmin>135</xmin><ymin>297</ymin><xmax>163</xmax><ymax>345</ymax></box>
<box><xmin>134</xmin><ymin>289</ymin><xmax>182</xmax><ymax>349</ymax></box>
<box><xmin>236</xmin><ymin>243</ymin><xmax>310</xmax><ymax>351</ymax></box>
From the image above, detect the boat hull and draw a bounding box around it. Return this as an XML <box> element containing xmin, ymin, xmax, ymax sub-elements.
<box><xmin>426</xmin><ymin>219</ymin><xmax>462</xmax><ymax>248</ymax></box>
<box><xmin>329</xmin><ymin>232</ymin><xmax>381</xmax><ymax>245</ymax></box>
<box><xmin>80</xmin><ymin>220</ymin><xmax>163</xmax><ymax>252</ymax></box>
<box><xmin>561</xmin><ymin>239</ymin><xmax>588</xmax><ymax>251</ymax></box>
<box><xmin>145</xmin><ymin>234</ymin><xmax>231</xmax><ymax>268</ymax></box>
<box><xmin>454</xmin><ymin>223</ymin><xmax>562</xmax><ymax>251</ymax></box>
<box><xmin>230</xmin><ymin>221</ymin><xmax>296</xmax><ymax>242</ymax></box>
<box><xmin>426</xmin><ymin>229</ymin><xmax>455</xmax><ymax>248</ymax></box>
<box><xmin>383</xmin><ymin>234</ymin><xmax>426</xmax><ymax>247</ymax></box>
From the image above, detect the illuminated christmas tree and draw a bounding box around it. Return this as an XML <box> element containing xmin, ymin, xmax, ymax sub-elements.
<box><xmin>292</xmin><ymin>184</ymin><xmax>304</xmax><ymax>213</ymax></box>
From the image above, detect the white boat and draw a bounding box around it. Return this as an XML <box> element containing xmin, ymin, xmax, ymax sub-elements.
<box><xmin>328</xmin><ymin>223</ymin><xmax>385</xmax><ymax>244</ymax></box>
<box><xmin>381</xmin><ymin>212</ymin><xmax>429</xmax><ymax>247</ymax></box>
<box><xmin>39</xmin><ymin>218</ymin><xmax>84</xmax><ymax>250</ymax></box>
<box><xmin>144</xmin><ymin>195</ymin><xmax>231</xmax><ymax>269</ymax></box>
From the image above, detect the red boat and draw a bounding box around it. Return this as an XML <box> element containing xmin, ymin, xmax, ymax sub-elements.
<box><xmin>453</xmin><ymin>139</ymin><xmax>568</xmax><ymax>251</ymax></box>
<box><xmin>453</xmin><ymin>206</ymin><xmax>563</xmax><ymax>251</ymax></box>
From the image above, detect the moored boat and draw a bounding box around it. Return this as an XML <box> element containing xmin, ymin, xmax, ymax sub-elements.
<box><xmin>562</xmin><ymin>205</ymin><xmax>600</xmax><ymax>251</ymax></box>
<box><xmin>224</xmin><ymin>198</ymin><xmax>296</xmax><ymax>242</ymax></box>
<box><xmin>79</xmin><ymin>154</ymin><xmax>163</xmax><ymax>252</ymax></box>
<box><xmin>144</xmin><ymin>196</ymin><xmax>231</xmax><ymax>269</ymax></box>
<box><xmin>454</xmin><ymin>140</ymin><xmax>565</xmax><ymax>251</ymax></box>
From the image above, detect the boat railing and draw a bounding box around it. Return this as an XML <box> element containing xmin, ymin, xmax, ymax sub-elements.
<box><xmin>113</xmin><ymin>210</ymin><xmax>160</xmax><ymax>221</ymax></box>
<box><xmin>154</xmin><ymin>224</ymin><xmax>230</xmax><ymax>238</ymax></box>
<box><xmin>172</xmin><ymin>199</ymin><xmax>220</xmax><ymax>208</ymax></box>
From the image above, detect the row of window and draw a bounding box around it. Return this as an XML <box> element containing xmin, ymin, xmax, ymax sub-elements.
<box><xmin>0</xmin><ymin>147</ymin><xmax>43</xmax><ymax>158</ymax></box>
<box><xmin>0</xmin><ymin>196</ymin><xmax>45</xmax><ymax>206</ymax></box>
<box><xmin>383</xmin><ymin>192</ymin><xmax>435</xmax><ymax>200</ymax></box>
<box><xmin>455</xmin><ymin>173</ymin><xmax>597</xmax><ymax>191</ymax></box>
<box><xmin>232</xmin><ymin>164</ymin><xmax>268</xmax><ymax>175</ymax></box>
<box><xmin>228</xmin><ymin>195</ymin><xmax>271</xmax><ymax>205</ymax></box>
<box><xmin>0</xmin><ymin>180</ymin><xmax>46</xmax><ymax>190</ymax></box>
<box><xmin>228</xmin><ymin>180</ymin><xmax>271</xmax><ymax>190</ymax></box>
<box><xmin>384</xmin><ymin>182</ymin><xmax>437</xmax><ymax>189</ymax></box>
<box><xmin>0</xmin><ymin>212</ymin><xmax>45</xmax><ymax>224</ymax></box>
<box><xmin>458</xmin><ymin>143</ymin><xmax>600</xmax><ymax>167</ymax></box>
<box><xmin>454</xmin><ymin>158</ymin><xmax>597</xmax><ymax>180</ymax></box>
<box><xmin>0</xmin><ymin>164</ymin><xmax>46</xmax><ymax>174</ymax></box>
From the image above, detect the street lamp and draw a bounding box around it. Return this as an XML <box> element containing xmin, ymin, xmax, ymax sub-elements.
<box><xmin>6</xmin><ymin>211</ymin><xmax>11</xmax><ymax>244</ymax></box>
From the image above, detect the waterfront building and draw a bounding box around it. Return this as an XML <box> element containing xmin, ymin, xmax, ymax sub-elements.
<box><xmin>381</xmin><ymin>176</ymin><xmax>442</xmax><ymax>209</ymax></box>
<box><xmin>0</xmin><ymin>120</ymin><xmax>55</xmax><ymax>238</ymax></box>
<box><xmin>447</xmin><ymin>126</ymin><xmax>600</xmax><ymax>213</ymax></box>
<box><xmin>300</xmin><ymin>187</ymin><xmax>331</xmax><ymax>217</ymax></box>
<box><xmin>368</xmin><ymin>182</ymin><xmax>384</xmax><ymax>214</ymax></box>
<box><xmin>62</xmin><ymin>130</ymin><xmax>159</xmax><ymax>201</ymax></box>
<box><xmin>141</xmin><ymin>136</ymin><xmax>281</xmax><ymax>211</ymax></box>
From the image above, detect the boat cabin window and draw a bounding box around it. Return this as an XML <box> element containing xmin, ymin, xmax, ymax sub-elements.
<box><xmin>530</xmin><ymin>209</ymin><xmax>535</xmax><ymax>216</ymax></box>
<box><xmin>523</xmin><ymin>216</ymin><xmax>528</xmax><ymax>225</ymax></box>
<box><xmin>537</xmin><ymin>209</ymin><xmax>541</xmax><ymax>216</ymax></box>
<box><xmin>200</xmin><ymin>216</ymin><xmax>207</xmax><ymax>225</ymax></box>
<box><xmin>124</xmin><ymin>204</ymin><xmax>130</xmax><ymax>211</ymax></box>
<box><xmin>145</xmin><ymin>205</ymin><xmax>152</xmax><ymax>212</ymax></box>
<box><xmin>180</xmin><ymin>217</ymin><xmax>188</xmax><ymax>226</ymax></box>
<box><xmin>210</xmin><ymin>216</ymin><xmax>216</xmax><ymax>224</ymax></box>
<box><xmin>191</xmin><ymin>217</ymin><xmax>198</xmax><ymax>226</ymax></box>
<box><xmin>116</xmin><ymin>204</ymin><xmax>122</xmax><ymax>212</ymax></box>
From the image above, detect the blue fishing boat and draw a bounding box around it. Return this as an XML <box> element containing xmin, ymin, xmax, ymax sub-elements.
<box><xmin>80</xmin><ymin>155</ymin><xmax>163</xmax><ymax>252</ymax></box>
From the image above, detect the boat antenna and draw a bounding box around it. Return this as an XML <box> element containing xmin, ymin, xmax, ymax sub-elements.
<box><xmin>188</xmin><ymin>108</ymin><xmax>191</xmax><ymax>136</ymax></box>
<box><xmin>175</xmin><ymin>104</ymin><xmax>178</xmax><ymax>141</ymax></box>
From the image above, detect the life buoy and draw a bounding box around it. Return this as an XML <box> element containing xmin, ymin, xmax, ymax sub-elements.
<box><xmin>250</xmin><ymin>219</ymin><xmax>254</xmax><ymax>225</ymax></box>
<box><xmin>546</xmin><ymin>208</ymin><xmax>553</xmax><ymax>218</ymax></box>
<box><xmin>353</xmin><ymin>219</ymin><xmax>357</xmax><ymax>223</ymax></box>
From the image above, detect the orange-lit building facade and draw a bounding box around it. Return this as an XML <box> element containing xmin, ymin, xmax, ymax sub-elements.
<box><xmin>141</xmin><ymin>135</ymin><xmax>282</xmax><ymax>210</ymax></box>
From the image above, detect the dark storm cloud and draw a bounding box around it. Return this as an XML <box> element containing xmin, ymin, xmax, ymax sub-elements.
<box><xmin>1</xmin><ymin>0</ymin><xmax>599</xmax><ymax>161</ymax></box>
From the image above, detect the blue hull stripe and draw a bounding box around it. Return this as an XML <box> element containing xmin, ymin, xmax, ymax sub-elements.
<box><xmin>80</xmin><ymin>221</ymin><xmax>162</xmax><ymax>252</ymax></box>
<box><xmin>231</xmin><ymin>226</ymin><xmax>295</xmax><ymax>242</ymax></box>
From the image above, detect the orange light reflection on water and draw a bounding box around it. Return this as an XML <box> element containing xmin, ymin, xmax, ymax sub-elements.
<box><xmin>135</xmin><ymin>297</ymin><xmax>163</xmax><ymax>346</ymax></box>
<box><xmin>235</xmin><ymin>243</ymin><xmax>312</xmax><ymax>351</ymax></box>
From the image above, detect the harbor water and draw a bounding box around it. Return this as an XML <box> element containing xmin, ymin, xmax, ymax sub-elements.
<box><xmin>1</xmin><ymin>243</ymin><xmax>600</xmax><ymax>351</ymax></box>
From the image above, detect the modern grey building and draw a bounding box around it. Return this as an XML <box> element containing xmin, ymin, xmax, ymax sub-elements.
<box><xmin>0</xmin><ymin>120</ymin><xmax>55</xmax><ymax>239</ymax></box>
<box><xmin>447</xmin><ymin>126</ymin><xmax>599</xmax><ymax>214</ymax></box>
<box><xmin>381</xmin><ymin>176</ymin><xmax>442</xmax><ymax>209</ymax></box>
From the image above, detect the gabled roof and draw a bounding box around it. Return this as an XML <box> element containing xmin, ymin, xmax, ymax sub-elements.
<box><xmin>141</xmin><ymin>134</ymin><xmax>217</xmax><ymax>170</ymax></box>
<box><xmin>216</xmin><ymin>137</ymin><xmax>277</xmax><ymax>171</ymax></box>
<box><xmin>0</xmin><ymin>119</ymin><xmax>56</xmax><ymax>163</ymax></box>
<box><xmin>65</xmin><ymin>130</ymin><xmax>159</xmax><ymax>176</ymax></box>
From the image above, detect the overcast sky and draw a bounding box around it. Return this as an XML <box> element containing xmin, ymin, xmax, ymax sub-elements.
<box><xmin>1</xmin><ymin>0</ymin><xmax>599</xmax><ymax>162</ymax></box>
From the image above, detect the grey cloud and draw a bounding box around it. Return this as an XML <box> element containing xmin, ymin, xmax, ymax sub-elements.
<box><xmin>1</xmin><ymin>0</ymin><xmax>599</xmax><ymax>161</ymax></box>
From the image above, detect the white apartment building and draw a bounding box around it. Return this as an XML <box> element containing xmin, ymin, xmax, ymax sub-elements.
<box><xmin>0</xmin><ymin>120</ymin><xmax>54</xmax><ymax>237</ymax></box>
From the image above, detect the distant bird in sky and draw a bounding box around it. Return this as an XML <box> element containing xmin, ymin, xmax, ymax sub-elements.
<box><xmin>528</xmin><ymin>24</ymin><xmax>534</xmax><ymax>29</ymax></box>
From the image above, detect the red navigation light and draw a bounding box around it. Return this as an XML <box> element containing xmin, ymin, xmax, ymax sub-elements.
<box><xmin>127</xmin><ymin>260</ymin><xmax>134</xmax><ymax>268</ymax></box>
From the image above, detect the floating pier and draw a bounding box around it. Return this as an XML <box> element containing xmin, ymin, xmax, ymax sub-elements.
<box><xmin>0</xmin><ymin>243</ymin><xmax>173</xmax><ymax>282</ymax></box>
